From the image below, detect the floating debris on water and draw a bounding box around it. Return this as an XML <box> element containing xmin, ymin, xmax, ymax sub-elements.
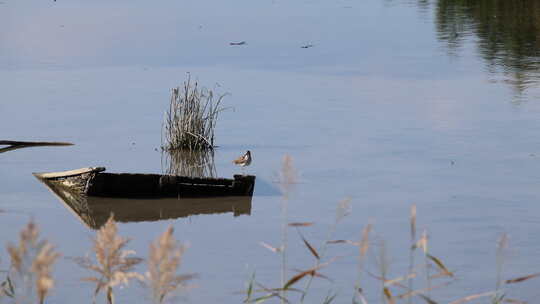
<box><xmin>0</xmin><ymin>140</ymin><xmax>73</xmax><ymax>154</ymax></box>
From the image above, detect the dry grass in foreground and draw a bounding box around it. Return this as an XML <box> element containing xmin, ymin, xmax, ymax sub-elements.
<box><xmin>1</xmin><ymin>217</ymin><xmax>193</xmax><ymax>304</ymax></box>
<box><xmin>243</xmin><ymin>156</ymin><xmax>540</xmax><ymax>304</ymax></box>
<box><xmin>2</xmin><ymin>156</ymin><xmax>540</xmax><ymax>303</ymax></box>
<box><xmin>73</xmin><ymin>216</ymin><xmax>143</xmax><ymax>304</ymax></box>
<box><xmin>2</xmin><ymin>221</ymin><xmax>59</xmax><ymax>304</ymax></box>
<box><xmin>144</xmin><ymin>226</ymin><xmax>196</xmax><ymax>304</ymax></box>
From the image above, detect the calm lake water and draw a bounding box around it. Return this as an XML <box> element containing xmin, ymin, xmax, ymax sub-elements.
<box><xmin>2</xmin><ymin>0</ymin><xmax>540</xmax><ymax>302</ymax></box>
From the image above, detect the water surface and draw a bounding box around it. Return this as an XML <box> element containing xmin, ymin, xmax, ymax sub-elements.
<box><xmin>2</xmin><ymin>0</ymin><xmax>540</xmax><ymax>302</ymax></box>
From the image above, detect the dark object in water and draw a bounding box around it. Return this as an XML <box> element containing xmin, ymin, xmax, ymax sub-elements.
<box><xmin>33</xmin><ymin>167</ymin><xmax>256</xmax><ymax>198</ymax></box>
<box><xmin>0</xmin><ymin>140</ymin><xmax>73</xmax><ymax>154</ymax></box>
<box><xmin>300</xmin><ymin>44</ymin><xmax>314</xmax><ymax>49</ymax></box>
<box><xmin>229</xmin><ymin>41</ymin><xmax>247</xmax><ymax>46</ymax></box>
<box><xmin>35</xmin><ymin>175</ymin><xmax>252</xmax><ymax>229</ymax></box>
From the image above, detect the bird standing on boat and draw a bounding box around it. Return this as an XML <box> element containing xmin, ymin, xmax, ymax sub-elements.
<box><xmin>233</xmin><ymin>150</ymin><xmax>252</xmax><ymax>173</ymax></box>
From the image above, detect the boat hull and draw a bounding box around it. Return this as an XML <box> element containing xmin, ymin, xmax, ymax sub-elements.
<box><xmin>33</xmin><ymin>167</ymin><xmax>256</xmax><ymax>198</ymax></box>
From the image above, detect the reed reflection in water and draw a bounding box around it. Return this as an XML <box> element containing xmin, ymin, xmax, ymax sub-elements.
<box><xmin>162</xmin><ymin>149</ymin><xmax>217</xmax><ymax>178</ymax></box>
<box><xmin>434</xmin><ymin>0</ymin><xmax>540</xmax><ymax>94</ymax></box>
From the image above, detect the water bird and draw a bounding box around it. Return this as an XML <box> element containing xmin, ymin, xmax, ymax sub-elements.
<box><xmin>233</xmin><ymin>150</ymin><xmax>252</xmax><ymax>170</ymax></box>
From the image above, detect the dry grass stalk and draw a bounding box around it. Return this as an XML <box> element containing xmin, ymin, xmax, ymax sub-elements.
<box><xmin>279</xmin><ymin>155</ymin><xmax>297</xmax><ymax>304</ymax></box>
<box><xmin>74</xmin><ymin>215</ymin><xmax>142</xmax><ymax>304</ymax></box>
<box><xmin>505</xmin><ymin>272</ymin><xmax>540</xmax><ymax>284</ymax></box>
<box><xmin>413</xmin><ymin>229</ymin><xmax>428</xmax><ymax>254</ymax></box>
<box><xmin>253</xmin><ymin>282</ymin><xmax>292</xmax><ymax>304</ymax></box>
<box><xmin>383</xmin><ymin>286</ymin><xmax>396</xmax><ymax>304</ymax></box>
<box><xmin>354</xmin><ymin>288</ymin><xmax>369</xmax><ymax>304</ymax></box>
<box><xmin>288</xmin><ymin>222</ymin><xmax>314</xmax><ymax>227</ymax></box>
<box><xmin>495</xmin><ymin>233</ymin><xmax>509</xmax><ymax>294</ymax></box>
<box><xmin>503</xmin><ymin>299</ymin><xmax>528</xmax><ymax>304</ymax></box>
<box><xmin>359</xmin><ymin>224</ymin><xmax>372</xmax><ymax>259</ymax></box>
<box><xmin>351</xmin><ymin>223</ymin><xmax>372</xmax><ymax>303</ymax></box>
<box><xmin>299</xmin><ymin>234</ymin><xmax>320</xmax><ymax>261</ymax></box>
<box><xmin>300</xmin><ymin>199</ymin><xmax>351</xmax><ymax>303</ymax></box>
<box><xmin>162</xmin><ymin>75</ymin><xmax>227</xmax><ymax>151</ymax></box>
<box><xmin>408</xmin><ymin>204</ymin><xmax>417</xmax><ymax>304</ymax></box>
<box><xmin>259</xmin><ymin>242</ymin><xmax>282</xmax><ymax>253</ymax></box>
<box><xmin>6</xmin><ymin>221</ymin><xmax>60</xmax><ymax>304</ymax></box>
<box><xmin>146</xmin><ymin>226</ymin><xmax>195</xmax><ymax>304</ymax></box>
<box><xmin>398</xmin><ymin>280</ymin><xmax>454</xmax><ymax>299</ymax></box>
<box><xmin>282</xmin><ymin>258</ymin><xmax>337</xmax><ymax>293</ymax></box>
<box><xmin>415</xmin><ymin>229</ymin><xmax>431</xmax><ymax>297</ymax></box>
<box><xmin>426</xmin><ymin>254</ymin><xmax>453</xmax><ymax>277</ymax></box>
<box><xmin>33</xmin><ymin>243</ymin><xmax>59</xmax><ymax>304</ymax></box>
<box><xmin>410</xmin><ymin>205</ymin><xmax>417</xmax><ymax>241</ymax></box>
<box><xmin>279</xmin><ymin>155</ymin><xmax>297</xmax><ymax>198</ymax></box>
<box><xmin>448</xmin><ymin>291</ymin><xmax>496</xmax><ymax>304</ymax></box>
<box><xmin>376</xmin><ymin>240</ymin><xmax>391</xmax><ymax>303</ymax></box>
<box><xmin>384</xmin><ymin>272</ymin><xmax>417</xmax><ymax>287</ymax></box>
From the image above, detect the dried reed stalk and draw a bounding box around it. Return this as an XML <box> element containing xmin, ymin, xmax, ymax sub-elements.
<box><xmin>448</xmin><ymin>291</ymin><xmax>496</xmax><ymax>304</ymax></box>
<box><xmin>408</xmin><ymin>204</ymin><xmax>417</xmax><ymax>304</ymax></box>
<box><xmin>376</xmin><ymin>240</ymin><xmax>391</xmax><ymax>304</ymax></box>
<box><xmin>495</xmin><ymin>233</ymin><xmax>508</xmax><ymax>294</ymax></box>
<box><xmin>279</xmin><ymin>155</ymin><xmax>297</xmax><ymax>304</ymax></box>
<box><xmin>6</xmin><ymin>221</ymin><xmax>60</xmax><ymax>304</ymax></box>
<box><xmin>163</xmin><ymin>76</ymin><xmax>227</xmax><ymax>151</ymax></box>
<box><xmin>324</xmin><ymin>223</ymin><xmax>372</xmax><ymax>303</ymax></box>
<box><xmin>146</xmin><ymin>226</ymin><xmax>195</xmax><ymax>304</ymax></box>
<box><xmin>279</xmin><ymin>155</ymin><xmax>297</xmax><ymax>199</ymax></box>
<box><xmin>418</xmin><ymin>229</ymin><xmax>431</xmax><ymax>297</ymax></box>
<box><xmin>74</xmin><ymin>215</ymin><xmax>142</xmax><ymax>304</ymax></box>
<box><xmin>300</xmin><ymin>198</ymin><xmax>351</xmax><ymax>303</ymax></box>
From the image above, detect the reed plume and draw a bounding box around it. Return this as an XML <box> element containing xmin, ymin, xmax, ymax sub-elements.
<box><xmin>145</xmin><ymin>226</ymin><xmax>195</xmax><ymax>304</ymax></box>
<box><xmin>5</xmin><ymin>220</ymin><xmax>60</xmax><ymax>304</ymax></box>
<box><xmin>279</xmin><ymin>155</ymin><xmax>297</xmax><ymax>199</ymax></box>
<box><xmin>74</xmin><ymin>215</ymin><xmax>142</xmax><ymax>304</ymax></box>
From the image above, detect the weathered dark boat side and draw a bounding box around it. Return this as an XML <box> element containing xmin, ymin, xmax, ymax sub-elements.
<box><xmin>87</xmin><ymin>172</ymin><xmax>255</xmax><ymax>197</ymax></box>
<box><xmin>35</xmin><ymin>176</ymin><xmax>252</xmax><ymax>230</ymax></box>
<box><xmin>33</xmin><ymin>167</ymin><xmax>256</xmax><ymax>198</ymax></box>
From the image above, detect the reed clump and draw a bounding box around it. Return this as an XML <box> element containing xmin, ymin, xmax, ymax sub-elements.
<box><xmin>74</xmin><ymin>215</ymin><xmax>143</xmax><ymax>304</ymax></box>
<box><xmin>162</xmin><ymin>76</ymin><xmax>227</xmax><ymax>151</ymax></box>
<box><xmin>145</xmin><ymin>226</ymin><xmax>196</xmax><ymax>304</ymax></box>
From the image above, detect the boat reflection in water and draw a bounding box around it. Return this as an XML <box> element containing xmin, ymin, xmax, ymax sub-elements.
<box><xmin>34</xmin><ymin>167</ymin><xmax>255</xmax><ymax>230</ymax></box>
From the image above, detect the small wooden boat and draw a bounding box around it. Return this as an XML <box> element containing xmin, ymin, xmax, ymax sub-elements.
<box><xmin>33</xmin><ymin>167</ymin><xmax>256</xmax><ymax>198</ymax></box>
<box><xmin>34</xmin><ymin>174</ymin><xmax>252</xmax><ymax>229</ymax></box>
